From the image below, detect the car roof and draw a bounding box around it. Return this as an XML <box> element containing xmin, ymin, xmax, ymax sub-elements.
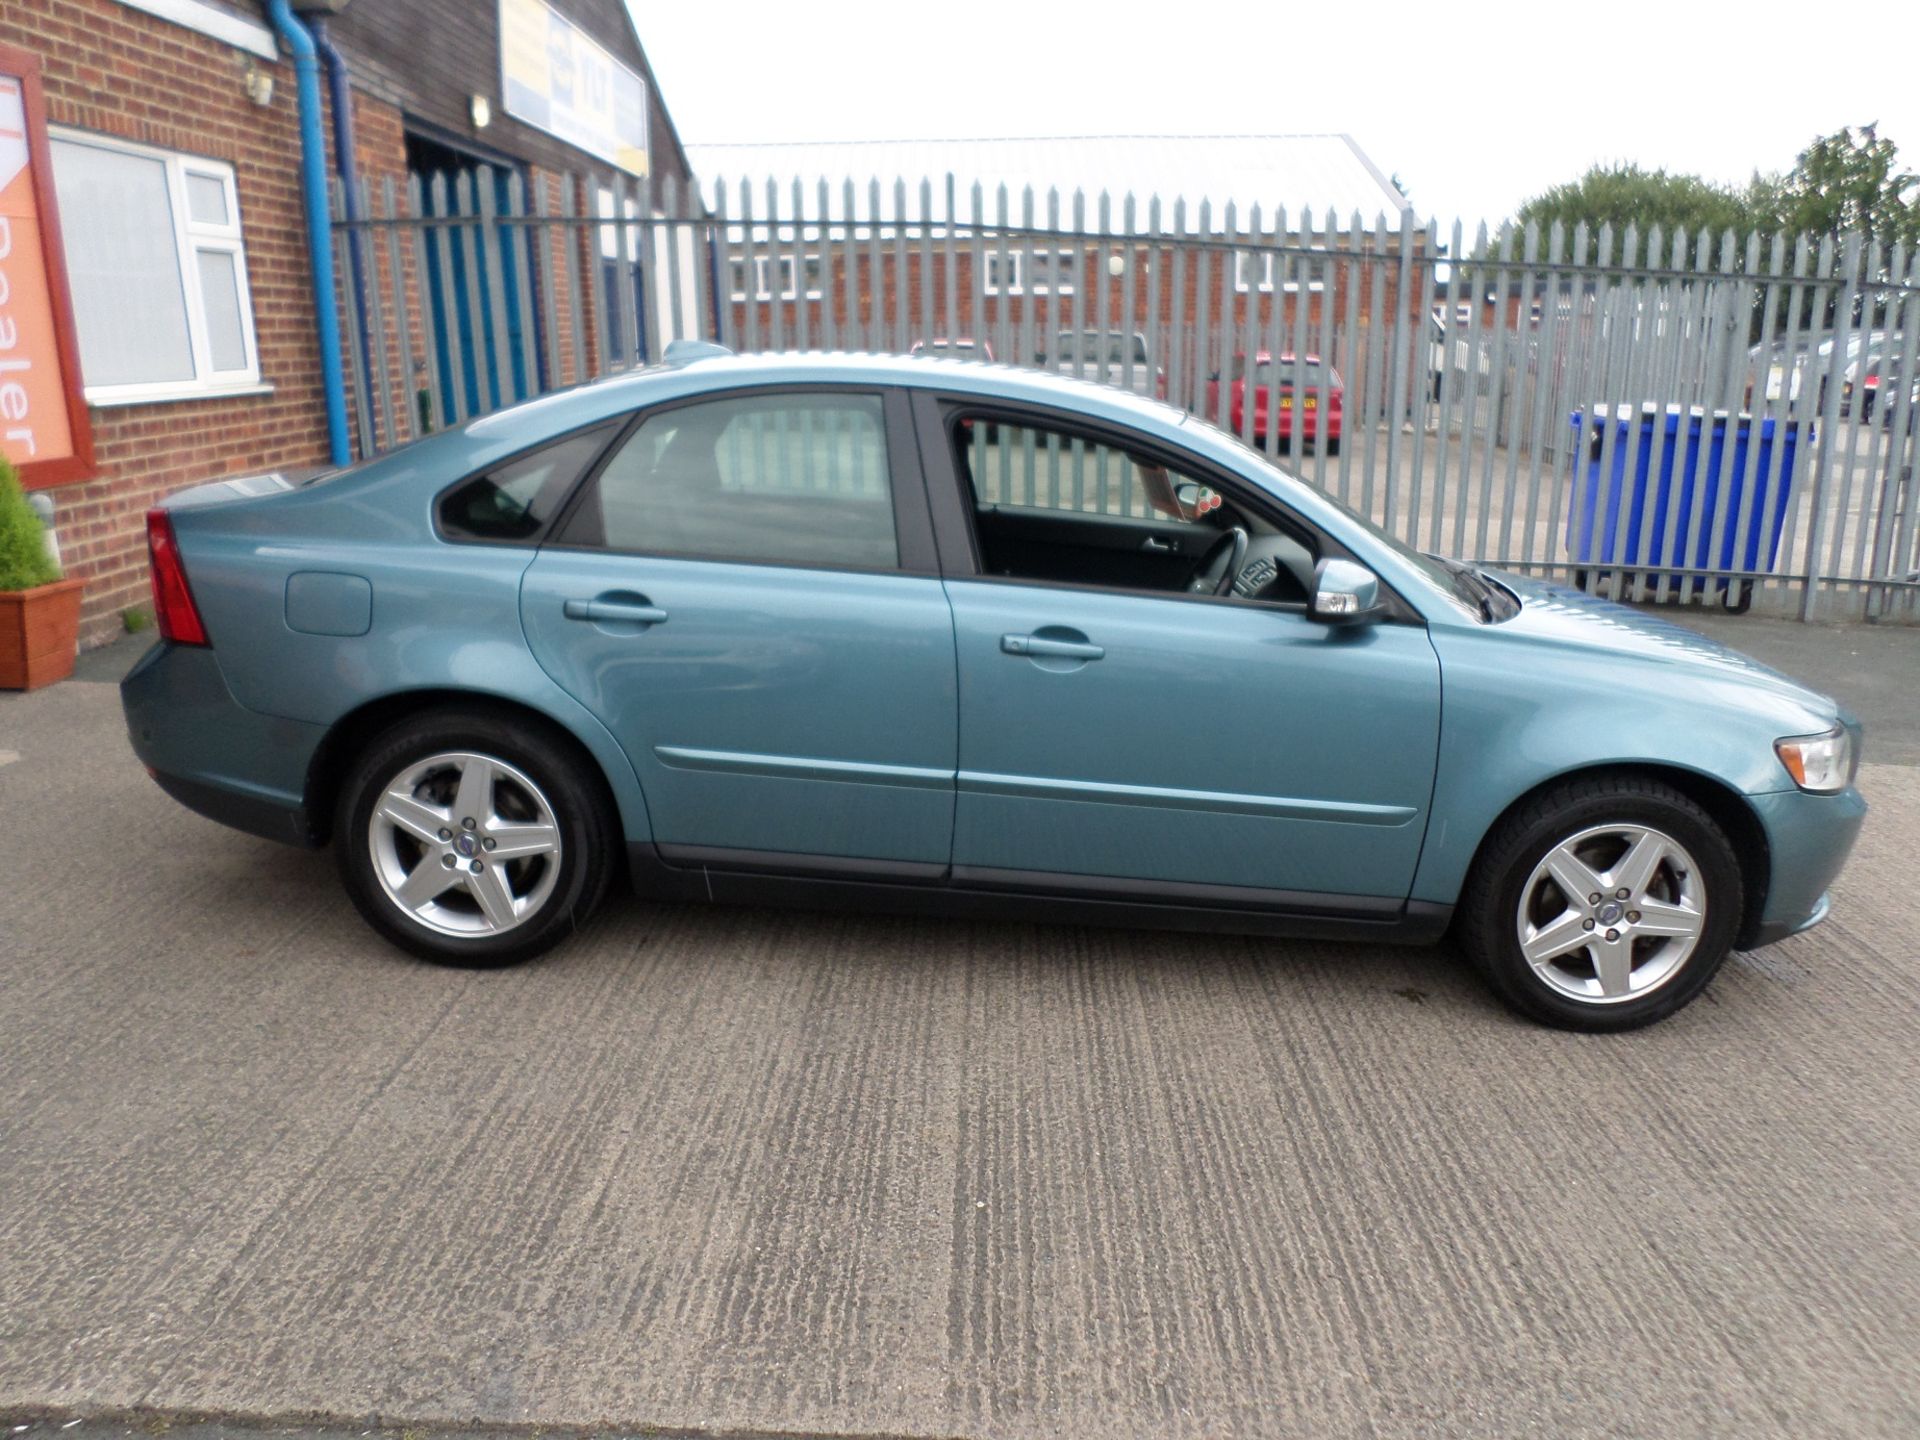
<box><xmin>463</xmin><ymin>349</ymin><xmax>1194</xmax><ymax>445</ymax></box>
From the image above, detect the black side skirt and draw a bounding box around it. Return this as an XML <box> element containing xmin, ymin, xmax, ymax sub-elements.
<box><xmin>637</xmin><ymin>843</ymin><xmax>1451</xmax><ymax>945</ymax></box>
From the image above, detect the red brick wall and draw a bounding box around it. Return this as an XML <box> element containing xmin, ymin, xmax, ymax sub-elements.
<box><xmin>1</xmin><ymin>0</ymin><xmax>340</xmax><ymax>646</ymax></box>
<box><xmin>335</xmin><ymin>87</ymin><xmax>433</xmax><ymax>456</ymax></box>
<box><xmin>727</xmin><ymin>237</ymin><xmax>1431</xmax><ymax>367</ymax></box>
<box><xmin>722</xmin><ymin>233</ymin><xmax>1437</xmax><ymax>421</ymax></box>
<box><xmin>1</xmin><ymin>3</ymin><xmax>690</xmax><ymax>648</ymax></box>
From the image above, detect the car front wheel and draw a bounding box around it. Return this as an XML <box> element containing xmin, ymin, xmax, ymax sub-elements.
<box><xmin>336</xmin><ymin>708</ymin><xmax>616</xmax><ymax>967</ymax></box>
<box><xmin>1458</xmin><ymin>776</ymin><xmax>1742</xmax><ymax>1030</ymax></box>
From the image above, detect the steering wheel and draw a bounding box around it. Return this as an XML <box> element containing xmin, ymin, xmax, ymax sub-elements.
<box><xmin>1188</xmin><ymin>525</ymin><xmax>1249</xmax><ymax>596</ymax></box>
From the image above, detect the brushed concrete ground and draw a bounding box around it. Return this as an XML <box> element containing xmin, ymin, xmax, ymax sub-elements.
<box><xmin>2</xmin><ymin>624</ymin><xmax>1916</xmax><ymax>1440</ymax></box>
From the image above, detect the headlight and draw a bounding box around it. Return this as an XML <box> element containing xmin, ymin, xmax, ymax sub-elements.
<box><xmin>1774</xmin><ymin>726</ymin><xmax>1854</xmax><ymax>793</ymax></box>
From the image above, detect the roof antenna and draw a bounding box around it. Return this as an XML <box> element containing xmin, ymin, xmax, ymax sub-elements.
<box><xmin>664</xmin><ymin>339</ymin><xmax>735</xmax><ymax>367</ymax></box>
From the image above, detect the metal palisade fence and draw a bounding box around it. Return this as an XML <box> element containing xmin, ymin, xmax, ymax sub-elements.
<box><xmin>332</xmin><ymin>168</ymin><xmax>1920</xmax><ymax>622</ymax></box>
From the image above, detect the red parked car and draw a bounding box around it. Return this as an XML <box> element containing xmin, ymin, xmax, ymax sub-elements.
<box><xmin>1205</xmin><ymin>351</ymin><xmax>1343</xmax><ymax>454</ymax></box>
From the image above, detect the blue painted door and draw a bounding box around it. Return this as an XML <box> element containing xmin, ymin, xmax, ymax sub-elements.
<box><xmin>519</xmin><ymin>389</ymin><xmax>957</xmax><ymax>864</ymax></box>
<box><xmin>944</xmin><ymin>583</ymin><xmax>1442</xmax><ymax>899</ymax></box>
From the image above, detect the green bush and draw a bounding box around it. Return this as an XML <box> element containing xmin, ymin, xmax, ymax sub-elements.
<box><xmin>0</xmin><ymin>457</ymin><xmax>61</xmax><ymax>591</ymax></box>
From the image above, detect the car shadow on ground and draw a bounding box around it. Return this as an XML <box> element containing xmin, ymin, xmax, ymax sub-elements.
<box><xmin>216</xmin><ymin>827</ymin><xmax>1507</xmax><ymax>1024</ymax></box>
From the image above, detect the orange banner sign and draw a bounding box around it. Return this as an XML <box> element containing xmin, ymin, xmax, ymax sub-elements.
<box><xmin>0</xmin><ymin>45</ymin><xmax>92</xmax><ymax>487</ymax></box>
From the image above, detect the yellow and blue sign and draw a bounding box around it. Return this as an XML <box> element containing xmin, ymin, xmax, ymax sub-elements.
<box><xmin>499</xmin><ymin>0</ymin><xmax>648</xmax><ymax>176</ymax></box>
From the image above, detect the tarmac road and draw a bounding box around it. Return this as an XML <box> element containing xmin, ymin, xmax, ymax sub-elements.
<box><xmin>1</xmin><ymin>620</ymin><xmax>1917</xmax><ymax>1440</ymax></box>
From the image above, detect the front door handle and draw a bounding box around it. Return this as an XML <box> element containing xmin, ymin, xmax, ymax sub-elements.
<box><xmin>1141</xmin><ymin>535</ymin><xmax>1174</xmax><ymax>553</ymax></box>
<box><xmin>1002</xmin><ymin>633</ymin><xmax>1104</xmax><ymax>661</ymax></box>
<box><xmin>564</xmin><ymin>597</ymin><xmax>669</xmax><ymax>626</ymax></box>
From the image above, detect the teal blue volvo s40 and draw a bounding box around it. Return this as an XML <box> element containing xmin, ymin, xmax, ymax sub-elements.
<box><xmin>122</xmin><ymin>346</ymin><xmax>1865</xmax><ymax>1030</ymax></box>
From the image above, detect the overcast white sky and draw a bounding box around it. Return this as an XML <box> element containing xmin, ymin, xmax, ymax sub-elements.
<box><xmin>627</xmin><ymin>0</ymin><xmax>1919</xmax><ymax>232</ymax></box>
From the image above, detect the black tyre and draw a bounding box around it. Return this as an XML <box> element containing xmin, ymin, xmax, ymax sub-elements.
<box><xmin>336</xmin><ymin>707</ymin><xmax>617</xmax><ymax>967</ymax></box>
<box><xmin>1457</xmin><ymin>776</ymin><xmax>1743</xmax><ymax>1031</ymax></box>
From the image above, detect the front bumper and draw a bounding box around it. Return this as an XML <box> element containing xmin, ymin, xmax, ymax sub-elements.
<box><xmin>1748</xmin><ymin>891</ymin><xmax>1831</xmax><ymax>948</ymax></box>
<box><xmin>1740</xmin><ymin>783</ymin><xmax>1868</xmax><ymax>949</ymax></box>
<box><xmin>121</xmin><ymin>641</ymin><xmax>328</xmax><ymax>848</ymax></box>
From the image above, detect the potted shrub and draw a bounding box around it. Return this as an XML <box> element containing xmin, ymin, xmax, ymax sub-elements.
<box><xmin>0</xmin><ymin>459</ymin><xmax>84</xmax><ymax>690</ymax></box>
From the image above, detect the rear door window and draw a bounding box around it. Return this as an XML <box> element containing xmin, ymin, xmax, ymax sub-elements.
<box><xmin>558</xmin><ymin>392</ymin><xmax>899</xmax><ymax>569</ymax></box>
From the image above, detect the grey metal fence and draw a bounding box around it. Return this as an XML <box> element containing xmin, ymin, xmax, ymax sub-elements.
<box><xmin>333</xmin><ymin>169</ymin><xmax>1920</xmax><ymax>623</ymax></box>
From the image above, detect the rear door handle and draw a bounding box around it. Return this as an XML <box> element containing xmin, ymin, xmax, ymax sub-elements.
<box><xmin>564</xmin><ymin>598</ymin><xmax>669</xmax><ymax>626</ymax></box>
<box><xmin>1141</xmin><ymin>535</ymin><xmax>1173</xmax><ymax>552</ymax></box>
<box><xmin>1002</xmin><ymin>633</ymin><xmax>1104</xmax><ymax>661</ymax></box>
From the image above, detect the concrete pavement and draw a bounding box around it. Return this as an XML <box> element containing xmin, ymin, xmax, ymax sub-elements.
<box><xmin>1</xmin><ymin>622</ymin><xmax>1917</xmax><ymax>1440</ymax></box>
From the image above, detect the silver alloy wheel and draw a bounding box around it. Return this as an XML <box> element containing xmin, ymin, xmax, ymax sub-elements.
<box><xmin>367</xmin><ymin>750</ymin><xmax>563</xmax><ymax>939</ymax></box>
<box><xmin>1515</xmin><ymin>822</ymin><xmax>1706</xmax><ymax>1005</ymax></box>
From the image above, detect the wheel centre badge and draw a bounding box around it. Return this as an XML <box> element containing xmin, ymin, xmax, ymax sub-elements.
<box><xmin>454</xmin><ymin>832</ymin><xmax>478</xmax><ymax>857</ymax></box>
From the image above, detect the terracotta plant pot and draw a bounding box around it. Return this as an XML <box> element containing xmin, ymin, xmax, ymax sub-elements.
<box><xmin>0</xmin><ymin>576</ymin><xmax>85</xmax><ymax>690</ymax></box>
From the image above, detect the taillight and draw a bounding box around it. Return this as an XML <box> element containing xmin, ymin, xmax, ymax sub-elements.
<box><xmin>146</xmin><ymin>508</ymin><xmax>209</xmax><ymax>646</ymax></box>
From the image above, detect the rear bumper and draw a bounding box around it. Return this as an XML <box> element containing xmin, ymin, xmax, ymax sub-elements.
<box><xmin>1740</xmin><ymin>784</ymin><xmax>1868</xmax><ymax>949</ymax></box>
<box><xmin>1246</xmin><ymin>413</ymin><xmax>1342</xmax><ymax>443</ymax></box>
<box><xmin>121</xmin><ymin>641</ymin><xmax>327</xmax><ymax>848</ymax></box>
<box><xmin>150</xmin><ymin>768</ymin><xmax>315</xmax><ymax>847</ymax></box>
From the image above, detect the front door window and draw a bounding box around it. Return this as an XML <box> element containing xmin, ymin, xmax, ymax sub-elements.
<box><xmin>952</xmin><ymin>415</ymin><xmax>1319</xmax><ymax>606</ymax></box>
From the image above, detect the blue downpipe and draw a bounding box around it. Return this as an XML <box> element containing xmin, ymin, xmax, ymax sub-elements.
<box><xmin>311</xmin><ymin>16</ymin><xmax>378</xmax><ymax>455</ymax></box>
<box><xmin>265</xmin><ymin>0</ymin><xmax>350</xmax><ymax>467</ymax></box>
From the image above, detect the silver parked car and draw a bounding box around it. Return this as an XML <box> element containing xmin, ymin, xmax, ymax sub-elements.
<box><xmin>1035</xmin><ymin>330</ymin><xmax>1160</xmax><ymax>395</ymax></box>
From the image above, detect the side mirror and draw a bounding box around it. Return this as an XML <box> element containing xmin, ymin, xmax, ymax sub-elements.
<box><xmin>1311</xmin><ymin>558</ymin><xmax>1386</xmax><ymax>624</ymax></box>
<box><xmin>1172</xmin><ymin>482</ymin><xmax>1222</xmax><ymax>519</ymax></box>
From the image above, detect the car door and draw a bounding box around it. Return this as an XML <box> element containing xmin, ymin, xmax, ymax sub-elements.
<box><xmin>921</xmin><ymin>399</ymin><xmax>1442</xmax><ymax>907</ymax></box>
<box><xmin>519</xmin><ymin>386</ymin><xmax>957</xmax><ymax>870</ymax></box>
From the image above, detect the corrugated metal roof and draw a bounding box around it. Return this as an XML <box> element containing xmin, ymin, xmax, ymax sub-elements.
<box><xmin>683</xmin><ymin>134</ymin><xmax>1410</xmax><ymax>232</ymax></box>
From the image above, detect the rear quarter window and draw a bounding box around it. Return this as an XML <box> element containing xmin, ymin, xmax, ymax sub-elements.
<box><xmin>437</xmin><ymin>425</ymin><xmax>618</xmax><ymax>544</ymax></box>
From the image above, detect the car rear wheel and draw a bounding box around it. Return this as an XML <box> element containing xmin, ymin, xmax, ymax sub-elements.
<box><xmin>1458</xmin><ymin>776</ymin><xmax>1742</xmax><ymax>1030</ymax></box>
<box><xmin>336</xmin><ymin>708</ymin><xmax>616</xmax><ymax>967</ymax></box>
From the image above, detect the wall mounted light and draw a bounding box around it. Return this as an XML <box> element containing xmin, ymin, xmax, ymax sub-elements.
<box><xmin>470</xmin><ymin>94</ymin><xmax>492</xmax><ymax>129</ymax></box>
<box><xmin>243</xmin><ymin>64</ymin><xmax>273</xmax><ymax>107</ymax></box>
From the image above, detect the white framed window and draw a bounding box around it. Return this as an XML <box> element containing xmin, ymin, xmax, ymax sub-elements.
<box><xmin>49</xmin><ymin>129</ymin><xmax>262</xmax><ymax>404</ymax></box>
<box><xmin>597</xmin><ymin>185</ymin><xmax>640</xmax><ymax>260</ymax></box>
<box><xmin>1234</xmin><ymin>251</ymin><xmax>1272</xmax><ymax>293</ymax></box>
<box><xmin>983</xmin><ymin>247</ymin><xmax>1077</xmax><ymax>296</ymax></box>
<box><xmin>1234</xmin><ymin>249</ymin><xmax>1329</xmax><ymax>294</ymax></box>
<box><xmin>728</xmin><ymin>253</ymin><xmax>824</xmax><ymax>302</ymax></box>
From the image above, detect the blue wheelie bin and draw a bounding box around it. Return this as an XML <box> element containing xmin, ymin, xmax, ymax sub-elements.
<box><xmin>1566</xmin><ymin>404</ymin><xmax>1805</xmax><ymax>611</ymax></box>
